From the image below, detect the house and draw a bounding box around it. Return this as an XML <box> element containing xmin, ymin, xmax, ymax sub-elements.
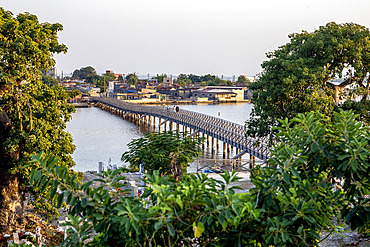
<box><xmin>193</xmin><ymin>86</ymin><xmax>245</xmax><ymax>102</ymax></box>
<box><xmin>163</xmin><ymin>78</ymin><xmax>173</xmax><ymax>84</ymax></box>
<box><xmin>106</xmin><ymin>70</ymin><xmax>123</xmax><ymax>80</ymax></box>
<box><xmin>193</xmin><ymin>88</ymin><xmax>236</xmax><ymax>101</ymax></box>
<box><xmin>177</xmin><ymin>86</ymin><xmax>200</xmax><ymax>99</ymax></box>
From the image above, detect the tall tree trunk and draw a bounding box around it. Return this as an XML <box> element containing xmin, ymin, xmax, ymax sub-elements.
<box><xmin>333</xmin><ymin>85</ymin><xmax>341</xmax><ymax>106</ymax></box>
<box><xmin>0</xmin><ymin>170</ymin><xmax>24</xmax><ymax>233</ymax></box>
<box><xmin>0</xmin><ymin>111</ymin><xmax>24</xmax><ymax>233</ymax></box>
<box><xmin>327</xmin><ymin>81</ymin><xmax>350</xmax><ymax>106</ymax></box>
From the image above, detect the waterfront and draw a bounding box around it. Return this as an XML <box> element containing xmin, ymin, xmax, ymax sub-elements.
<box><xmin>66</xmin><ymin>103</ymin><xmax>253</xmax><ymax>172</ymax></box>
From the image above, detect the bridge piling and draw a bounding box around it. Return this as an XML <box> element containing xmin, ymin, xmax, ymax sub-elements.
<box><xmin>92</xmin><ymin>97</ymin><xmax>271</xmax><ymax>162</ymax></box>
<box><xmin>223</xmin><ymin>142</ymin><xmax>226</xmax><ymax>158</ymax></box>
<box><xmin>211</xmin><ymin>137</ymin><xmax>215</xmax><ymax>154</ymax></box>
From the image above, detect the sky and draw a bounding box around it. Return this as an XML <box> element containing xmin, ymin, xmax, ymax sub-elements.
<box><xmin>2</xmin><ymin>0</ymin><xmax>370</xmax><ymax>78</ymax></box>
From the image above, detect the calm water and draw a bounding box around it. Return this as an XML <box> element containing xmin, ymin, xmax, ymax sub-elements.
<box><xmin>66</xmin><ymin>103</ymin><xmax>253</xmax><ymax>172</ymax></box>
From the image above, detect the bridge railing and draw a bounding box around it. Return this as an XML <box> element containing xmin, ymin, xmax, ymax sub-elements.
<box><xmin>194</xmin><ymin>158</ymin><xmax>265</xmax><ymax>173</ymax></box>
<box><xmin>91</xmin><ymin>97</ymin><xmax>271</xmax><ymax>160</ymax></box>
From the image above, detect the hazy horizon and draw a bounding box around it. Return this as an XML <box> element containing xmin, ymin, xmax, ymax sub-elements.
<box><xmin>2</xmin><ymin>0</ymin><xmax>370</xmax><ymax>77</ymax></box>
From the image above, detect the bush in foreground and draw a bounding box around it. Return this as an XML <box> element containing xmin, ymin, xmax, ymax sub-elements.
<box><xmin>28</xmin><ymin>110</ymin><xmax>369</xmax><ymax>246</ymax></box>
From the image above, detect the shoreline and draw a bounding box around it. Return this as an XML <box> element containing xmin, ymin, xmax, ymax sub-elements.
<box><xmin>89</xmin><ymin>97</ymin><xmax>251</xmax><ymax>106</ymax></box>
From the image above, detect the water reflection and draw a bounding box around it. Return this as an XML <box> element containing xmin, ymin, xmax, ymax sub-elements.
<box><xmin>66</xmin><ymin>103</ymin><xmax>253</xmax><ymax>172</ymax></box>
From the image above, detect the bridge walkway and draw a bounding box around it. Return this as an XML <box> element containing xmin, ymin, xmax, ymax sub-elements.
<box><xmin>91</xmin><ymin>97</ymin><xmax>271</xmax><ymax>161</ymax></box>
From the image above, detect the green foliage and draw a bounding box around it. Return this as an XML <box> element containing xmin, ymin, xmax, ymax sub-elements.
<box><xmin>177</xmin><ymin>74</ymin><xmax>232</xmax><ymax>86</ymax></box>
<box><xmin>236</xmin><ymin>75</ymin><xmax>250</xmax><ymax>86</ymax></box>
<box><xmin>153</xmin><ymin>73</ymin><xmax>168</xmax><ymax>83</ymax></box>
<box><xmin>62</xmin><ymin>215</ymin><xmax>94</xmax><ymax>247</ymax></box>
<box><xmin>247</xmin><ymin>22</ymin><xmax>370</xmax><ymax>137</ymax></box>
<box><xmin>72</xmin><ymin>66</ymin><xmax>97</xmax><ymax>80</ymax></box>
<box><xmin>27</xmin><ymin>110</ymin><xmax>369</xmax><ymax>246</ymax></box>
<box><xmin>246</xmin><ymin>109</ymin><xmax>369</xmax><ymax>245</ymax></box>
<box><xmin>358</xmin><ymin>222</ymin><xmax>370</xmax><ymax>237</ymax></box>
<box><xmin>42</xmin><ymin>74</ymin><xmax>58</xmax><ymax>87</ymax></box>
<box><xmin>29</xmin><ymin>154</ymin><xmax>261</xmax><ymax>246</ymax></box>
<box><xmin>3</xmin><ymin>81</ymin><xmax>76</xmax><ymax>168</ymax></box>
<box><xmin>250</xmin><ymin>164</ymin><xmax>262</xmax><ymax>178</ymax></box>
<box><xmin>69</xmin><ymin>89</ymin><xmax>82</xmax><ymax>98</ymax></box>
<box><xmin>226</xmin><ymin>80</ymin><xmax>233</xmax><ymax>86</ymax></box>
<box><xmin>0</xmin><ymin>7</ymin><xmax>71</xmax><ymax>165</ymax></box>
<box><xmin>126</xmin><ymin>73</ymin><xmax>138</xmax><ymax>85</ymax></box>
<box><xmin>0</xmin><ymin>8</ymin><xmax>67</xmax><ymax>88</ymax></box>
<box><xmin>0</xmin><ymin>7</ymin><xmax>75</xmax><ymax>218</ymax></box>
<box><xmin>83</xmin><ymin>72</ymin><xmax>115</xmax><ymax>92</ymax></box>
<box><xmin>179</xmin><ymin>77</ymin><xmax>192</xmax><ymax>86</ymax></box>
<box><xmin>122</xmin><ymin>131</ymin><xmax>203</xmax><ymax>180</ymax></box>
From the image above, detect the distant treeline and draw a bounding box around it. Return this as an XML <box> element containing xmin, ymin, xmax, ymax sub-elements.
<box><xmin>65</xmin><ymin>66</ymin><xmax>251</xmax><ymax>88</ymax></box>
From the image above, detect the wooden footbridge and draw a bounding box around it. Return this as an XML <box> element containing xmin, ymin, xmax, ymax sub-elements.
<box><xmin>91</xmin><ymin>97</ymin><xmax>271</xmax><ymax>162</ymax></box>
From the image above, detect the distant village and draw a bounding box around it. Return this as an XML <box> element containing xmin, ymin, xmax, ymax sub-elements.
<box><xmin>45</xmin><ymin>67</ymin><xmax>255</xmax><ymax>104</ymax></box>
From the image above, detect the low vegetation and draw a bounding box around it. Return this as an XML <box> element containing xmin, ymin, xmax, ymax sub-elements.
<box><xmin>28</xmin><ymin>110</ymin><xmax>369</xmax><ymax>246</ymax></box>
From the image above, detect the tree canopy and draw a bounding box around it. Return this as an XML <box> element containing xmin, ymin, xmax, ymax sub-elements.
<box><xmin>153</xmin><ymin>73</ymin><xmax>168</xmax><ymax>83</ymax></box>
<box><xmin>175</xmin><ymin>73</ymin><xmax>232</xmax><ymax>86</ymax></box>
<box><xmin>29</xmin><ymin>110</ymin><xmax>370</xmax><ymax>246</ymax></box>
<box><xmin>126</xmin><ymin>73</ymin><xmax>138</xmax><ymax>85</ymax></box>
<box><xmin>121</xmin><ymin>131</ymin><xmax>203</xmax><ymax>180</ymax></box>
<box><xmin>0</xmin><ymin>8</ymin><xmax>74</xmax><ymax>231</ymax></box>
<box><xmin>247</xmin><ymin>22</ymin><xmax>370</xmax><ymax>137</ymax></box>
<box><xmin>72</xmin><ymin>66</ymin><xmax>97</xmax><ymax>80</ymax></box>
<box><xmin>236</xmin><ymin>75</ymin><xmax>251</xmax><ymax>86</ymax></box>
<box><xmin>41</xmin><ymin>74</ymin><xmax>58</xmax><ymax>87</ymax></box>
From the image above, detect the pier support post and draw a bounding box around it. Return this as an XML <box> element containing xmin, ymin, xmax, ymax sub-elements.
<box><xmin>211</xmin><ymin>137</ymin><xmax>215</xmax><ymax>154</ymax></box>
<box><xmin>250</xmin><ymin>154</ymin><xmax>255</xmax><ymax>169</ymax></box>
<box><xmin>236</xmin><ymin>149</ymin><xmax>240</xmax><ymax>167</ymax></box>
<box><xmin>202</xmin><ymin>133</ymin><xmax>205</xmax><ymax>150</ymax></box>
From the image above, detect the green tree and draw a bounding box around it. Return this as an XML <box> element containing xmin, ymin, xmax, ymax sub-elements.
<box><xmin>121</xmin><ymin>131</ymin><xmax>203</xmax><ymax>180</ymax></box>
<box><xmin>153</xmin><ymin>73</ymin><xmax>167</xmax><ymax>83</ymax></box>
<box><xmin>236</xmin><ymin>75</ymin><xmax>250</xmax><ymax>86</ymax></box>
<box><xmin>72</xmin><ymin>66</ymin><xmax>97</xmax><ymax>80</ymax></box>
<box><xmin>188</xmin><ymin>74</ymin><xmax>201</xmax><ymax>83</ymax></box>
<box><xmin>85</xmin><ymin>74</ymin><xmax>101</xmax><ymax>85</ymax></box>
<box><xmin>69</xmin><ymin>89</ymin><xmax>82</xmax><ymax>98</ymax></box>
<box><xmin>84</xmin><ymin>73</ymin><xmax>115</xmax><ymax>92</ymax></box>
<box><xmin>28</xmin><ymin>110</ymin><xmax>369</xmax><ymax>246</ymax></box>
<box><xmin>41</xmin><ymin>74</ymin><xmax>58</xmax><ymax>87</ymax></box>
<box><xmin>226</xmin><ymin>80</ymin><xmax>233</xmax><ymax>86</ymax></box>
<box><xmin>0</xmin><ymin>8</ymin><xmax>73</xmax><ymax>232</ymax></box>
<box><xmin>103</xmin><ymin>72</ymin><xmax>116</xmax><ymax>82</ymax></box>
<box><xmin>179</xmin><ymin>77</ymin><xmax>192</xmax><ymax>87</ymax></box>
<box><xmin>200</xmin><ymin>74</ymin><xmax>215</xmax><ymax>82</ymax></box>
<box><xmin>247</xmin><ymin>22</ymin><xmax>370</xmax><ymax>138</ymax></box>
<box><xmin>30</xmin><ymin>155</ymin><xmax>251</xmax><ymax>246</ymax></box>
<box><xmin>248</xmin><ymin>109</ymin><xmax>370</xmax><ymax>245</ymax></box>
<box><xmin>126</xmin><ymin>73</ymin><xmax>138</xmax><ymax>85</ymax></box>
